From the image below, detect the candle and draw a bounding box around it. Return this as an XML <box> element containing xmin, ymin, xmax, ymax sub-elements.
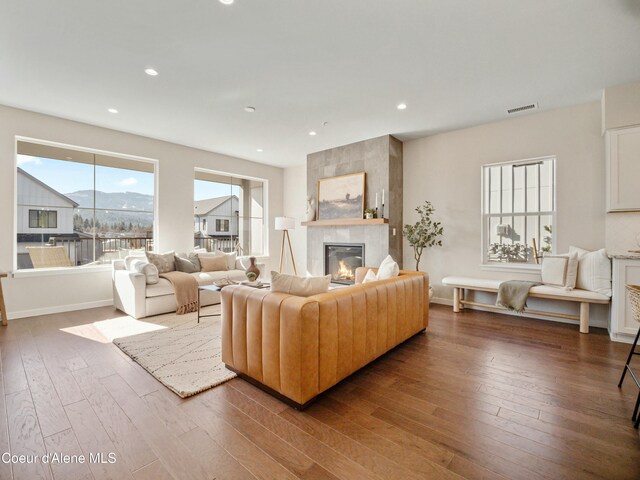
<box><xmin>375</xmin><ymin>193</ymin><xmax>378</xmax><ymax>208</ymax></box>
<box><xmin>382</xmin><ymin>189</ymin><xmax>385</xmax><ymax>205</ymax></box>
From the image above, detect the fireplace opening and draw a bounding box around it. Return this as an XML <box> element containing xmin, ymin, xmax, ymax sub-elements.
<box><xmin>324</xmin><ymin>243</ymin><xmax>365</xmax><ymax>285</ymax></box>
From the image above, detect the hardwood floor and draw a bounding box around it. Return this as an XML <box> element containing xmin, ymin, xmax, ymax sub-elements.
<box><xmin>0</xmin><ymin>304</ymin><xmax>638</xmax><ymax>480</ymax></box>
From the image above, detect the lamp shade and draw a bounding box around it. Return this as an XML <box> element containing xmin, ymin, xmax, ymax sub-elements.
<box><xmin>275</xmin><ymin>216</ymin><xmax>296</xmax><ymax>231</ymax></box>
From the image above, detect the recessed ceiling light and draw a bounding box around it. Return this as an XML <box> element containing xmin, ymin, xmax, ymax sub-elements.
<box><xmin>144</xmin><ymin>68</ymin><xmax>158</xmax><ymax>76</ymax></box>
<box><xmin>107</xmin><ymin>108</ymin><xmax>118</xmax><ymax>114</ymax></box>
<box><xmin>244</xmin><ymin>106</ymin><xmax>256</xmax><ymax>113</ymax></box>
<box><xmin>219</xmin><ymin>0</ymin><xmax>234</xmax><ymax>4</ymax></box>
<box><xmin>309</xmin><ymin>131</ymin><xmax>317</xmax><ymax>136</ymax></box>
<box><xmin>397</xmin><ymin>103</ymin><xmax>407</xmax><ymax>110</ymax></box>
<box><xmin>256</xmin><ymin>148</ymin><xmax>263</xmax><ymax>152</ymax></box>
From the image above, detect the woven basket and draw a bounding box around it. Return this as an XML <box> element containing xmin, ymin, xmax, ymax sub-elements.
<box><xmin>626</xmin><ymin>285</ymin><xmax>640</xmax><ymax>324</ymax></box>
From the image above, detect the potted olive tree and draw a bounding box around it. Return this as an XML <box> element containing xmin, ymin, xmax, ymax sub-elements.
<box><xmin>403</xmin><ymin>201</ymin><xmax>444</xmax><ymax>300</ymax></box>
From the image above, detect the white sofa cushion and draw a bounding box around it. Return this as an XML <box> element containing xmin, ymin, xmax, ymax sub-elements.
<box><xmin>362</xmin><ymin>270</ymin><xmax>378</xmax><ymax>283</ymax></box>
<box><xmin>569</xmin><ymin>246</ymin><xmax>612</xmax><ymax>297</ymax></box>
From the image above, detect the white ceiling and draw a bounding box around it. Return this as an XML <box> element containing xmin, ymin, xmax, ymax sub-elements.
<box><xmin>2</xmin><ymin>0</ymin><xmax>640</xmax><ymax>168</ymax></box>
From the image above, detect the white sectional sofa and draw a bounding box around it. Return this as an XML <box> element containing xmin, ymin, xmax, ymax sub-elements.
<box><xmin>112</xmin><ymin>256</ymin><xmax>263</xmax><ymax>319</ymax></box>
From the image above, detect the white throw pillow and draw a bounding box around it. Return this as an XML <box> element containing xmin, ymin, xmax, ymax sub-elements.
<box><xmin>569</xmin><ymin>246</ymin><xmax>612</xmax><ymax>296</ymax></box>
<box><xmin>270</xmin><ymin>271</ymin><xmax>331</xmax><ymax>297</ymax></box>
<box><xmin>124</xmin><ymin>253</ymin><xmax>146</xmax><ymax>270</ymax></box>
<box><xmin>541</xmin><ymin>253</ymin><xmax>578</xmax><ymax>290</ymax></box>
<box><xmin>362</xmin><ymin>270</ymin><xmax>378</xmax><ymax>284</ymax></box>
<box><xmin>129</xmin><ymin>259</ymin><xmax>159</xmax><ymax>285</ymax></box>
<box><xmin>215</xmin><ymin>250</ymin><xmax>238</xmax><ymax>270</ymax></box>
<box><xmin>377</xmin><ymin>255</ymin><xmax>400</xmax><ymax>280</ymax></box>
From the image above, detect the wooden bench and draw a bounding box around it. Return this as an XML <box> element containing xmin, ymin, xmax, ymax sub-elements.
<box><xmin>441</xmin><ymin>276</ymin><xmax>611</xmax><ymax>334</ymax></box>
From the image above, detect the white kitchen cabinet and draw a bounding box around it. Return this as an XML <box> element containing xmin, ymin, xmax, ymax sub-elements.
<box><xmin>606</xmin><ymin>125</ymin><xmax>640</xmax><ymax>212</ymax></box>
<box><xmin>610</xmin><ymin>256</ymin><xmax>640</xmax><ymax>343</ymax></box>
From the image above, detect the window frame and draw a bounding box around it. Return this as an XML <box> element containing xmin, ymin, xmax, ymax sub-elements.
<box><xmin>480</xmin><ymin>155</ymin><xmax>557</xmax><ymax>271</ymax></box>
<box><xmin>194</xmin><ymin>167</ymin><xmax>269</xmax><ymax>258</ymax></box>
<box><xmin>14</xmin><ymin>136</ymin><xmax>159</xmax><ymax>273</ymax></box>
<box><xmin>28</xmin><ymin>209</ymin><xmax>58</xmax><ymax>229</ymax></box>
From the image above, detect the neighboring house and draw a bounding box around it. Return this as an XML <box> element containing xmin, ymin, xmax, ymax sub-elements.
<box><xmin>16</xmin><ymin>167</ymin><xmax>80</xmax><ymax>268</ymax></box>
<box><xmin>17</xmin><ymin>167</ymin><xmax>78</xmax><ymax>238</ymax></box>
<box><xmin>194</xmin><ymin>195</ymin><xmax>239</xmax><ymax>237</ymax></box>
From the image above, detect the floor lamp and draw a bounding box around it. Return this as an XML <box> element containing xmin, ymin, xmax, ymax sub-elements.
<box><xmin>275</xmin><ymin>216</ymin><xmax>297</xmax><ymax>275</ymax></box>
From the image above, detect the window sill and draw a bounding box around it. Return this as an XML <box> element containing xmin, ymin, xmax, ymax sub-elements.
<box><xmin>479</xmin><ymin>263</ymin><xmax>542</xmax><ymax>275</ymax></box>
<box><xmin>11</xmin><ymin>264</ymin><xmax>113</xmax><ymax>279</ymax></box>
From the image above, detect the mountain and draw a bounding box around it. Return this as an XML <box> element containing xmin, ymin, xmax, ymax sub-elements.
<box><xmin>66</xmin><ymin>190</ymin><xmax>154</xmax><ymax>227</ymax></box>
<box><xmin>66</xmin><ymin>190</ymin><xmax>154</xmax><ymax>211</ymax></box>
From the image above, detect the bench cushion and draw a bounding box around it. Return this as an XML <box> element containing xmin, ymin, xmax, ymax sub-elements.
<box><xmin>442</xmin><ymin>276</ymin><xmax>610</xmax><ymax>304</ymax></box>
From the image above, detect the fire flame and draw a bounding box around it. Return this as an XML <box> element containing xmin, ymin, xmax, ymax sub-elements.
<box><xmin>336</xmin><ymin>260</ymin><xmax>354</xmax><ymax>280</ymax></box>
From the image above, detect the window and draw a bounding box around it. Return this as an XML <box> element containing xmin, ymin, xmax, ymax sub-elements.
<box><xmin>16</xmin><ymin>140</ymin><xmax>155</xmax><ymax>270</ymax></box>
<box><xmin>194</xmin><ymin>170</ymin><xmax>266</xmax><ymax>256</ymax></box>
<box><xmin>482</xmin><ymin>156</ymin><xmax>555</xmax><ymax>266</ymax></box>
<box><xmin>216</xmin><ymin>219</ymin><xmax>230</xmax><ymax>232</ymax></box>
<box><xmin>29</xmin><ymin>210</ymin><xmax>57</xmax><ymax>228</ymax></box>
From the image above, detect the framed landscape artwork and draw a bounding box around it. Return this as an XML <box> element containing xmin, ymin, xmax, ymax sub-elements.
<box><xmin>317</xmin><ymin>172</ymin><xmax>365</xmax><ymax>220</ymax></box>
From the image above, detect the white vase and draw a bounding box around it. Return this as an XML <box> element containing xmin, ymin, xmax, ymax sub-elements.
<box><xmin>305</xmin><ymin>197</ymin><xmax>316</xmax><ymax>222</ymax></box>
<box><xmin>429</xmin><ymin>286</ymin><xmax>434</xmax><ymax>302</ymax></box>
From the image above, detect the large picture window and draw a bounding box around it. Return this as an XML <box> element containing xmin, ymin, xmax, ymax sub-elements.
<box><xmin>16</xmin><ymin>141</ymin><xmax>155</xmax><ymax>270</ymax></box>
<box><xmin>194</xmin><ymin>170</ymin><xmax>266</xmax><ymax>256</ymax></box>
<box><xmin>482</xmin><ymin>156</ymin><xmax>555</xmax><ymax>265</ymax></box>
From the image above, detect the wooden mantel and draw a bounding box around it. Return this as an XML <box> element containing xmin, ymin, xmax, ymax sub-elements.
<box><xmin>301</xmin><ymin>218</ymin><xmax>389</xmax><ymax>227</ymax></box>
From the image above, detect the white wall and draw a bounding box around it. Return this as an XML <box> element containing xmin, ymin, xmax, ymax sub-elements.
<box><xmin>403</xmin><ymin>101</ymin><xmax>610</xmax><ymax>326</ymax></box>
<box><xmin>0</xmin><ymin>104</ymin><xmax>283</xmax><ymax>319</ymax></box>
<box><xmin>283</xmin><ymin>164</ymin><xmax>308</xmax><ymax>275</ymax></box>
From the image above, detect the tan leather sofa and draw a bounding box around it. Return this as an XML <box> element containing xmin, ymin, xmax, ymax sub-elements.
<box><xmin>221</xmin><ymin>267</ymin><xmax>429</xmax><ymax>408</ymax></box>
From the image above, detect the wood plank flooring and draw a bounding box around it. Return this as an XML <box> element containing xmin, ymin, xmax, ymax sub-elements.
<box><xmin>0</xmin><ymin>304</ymin><xmax>638</xmax><ymax>479</ymax></box>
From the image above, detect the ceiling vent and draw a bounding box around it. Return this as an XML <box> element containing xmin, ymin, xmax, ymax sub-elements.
<box><xmin>507</xmin><ymin>102</ymin><xmax>538</xmax><ymax>115</ymax></box>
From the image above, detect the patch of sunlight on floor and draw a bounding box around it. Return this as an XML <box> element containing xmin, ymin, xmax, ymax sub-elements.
<box><xmin>60</xmin><ymin>317</ymin><xmax>168</xmax><ymax>344</ymax></box>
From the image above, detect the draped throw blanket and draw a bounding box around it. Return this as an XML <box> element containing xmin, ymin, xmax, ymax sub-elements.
<box><xmin>496</xmin><ymin>280</ymin><xmax>540</xmax><ymax>313</ymax></box>
<box><xmin>159</xmin><ymin>272</ymin><xmax>199</xmax><ymax>314</ymax></box>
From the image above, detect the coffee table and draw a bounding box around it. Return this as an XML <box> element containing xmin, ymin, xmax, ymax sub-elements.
<box><xmin>197</xmin><ymin>283</ymin><xmax>270</xmax><ymax>323</ymax></box>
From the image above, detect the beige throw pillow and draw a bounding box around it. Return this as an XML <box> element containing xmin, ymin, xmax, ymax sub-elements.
<box><xmin>146</xmin><ymin>251</ymin><xmax>176</xmax><ymax>274</ymax></box>
<box><xmin>541</xmin><ymin>253</ymin><xmax>578</xmax><ymax>290</ymax></box>
<box><xmin>270</xmin><ymin>271</ymin><xmax>331</xmax><ymax>297</ymax></box>
<box><xmin>200</xmin><ymin>255</ymin><xmax>228</xmax><ymax>272</ymax></box>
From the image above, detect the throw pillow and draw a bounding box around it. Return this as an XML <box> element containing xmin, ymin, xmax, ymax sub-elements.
<box><xmin>124</xmin><ymin>253</ymin><xmax>146</xmax><ymax>270</ymax></box>
<box><xmin>174</xmin><ymin>255</ymin><xmax>199</xmax><ymax>274</ymax></box>
<box><xmin>362</xmin><ymin>270</ymin><xmax>378</xmax><ymax>284</ymax></box>
<box><xmin>200</xmin><ymin>255</ymin><xmax>228</xmax><ymax>272</ymax></box>
<box><xmin>541</xmin><ymin>253</ymin><xmax>578</xmax><ymax>290</ymax></box>
<box><xmin>568</xmin><ymin>246</ymin><xmax>612</xmax><ymax>296</ymax></box>
<box><xmin>215</xmin><ymin>250</ymin><xmax>238</xmax><ymax>270</ymax></box>
<box><xmin>270</xmin><ymin>271</ymin><xmax>331</xmax><ymax>297</ymax></box>
<box><xmin>146</xmin><ymin>251</ymin><xmax>176</xmax><ymax>274</ymax></box>
<box><xmin>129</xmin><ymin>259</ymin><xmax>159</xmax><ymax>285</ymax></box>
<box><xmin>377</xmin><ymin>255</ymin><xmax>400</xmax><ymax>280</ymax></box>
<box><xmin>188</xmin><ymin>252</ymin><xmax>202</xmax><ymax>271</ymax></box>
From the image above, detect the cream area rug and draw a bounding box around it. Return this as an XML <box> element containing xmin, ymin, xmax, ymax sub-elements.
<box><xmin>112</xmin><ymin>305</ymin><xmax>236</xmax><ymax>398</ymax></box>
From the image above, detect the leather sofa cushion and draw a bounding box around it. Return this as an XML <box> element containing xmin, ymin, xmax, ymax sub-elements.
<box><xmin>146</xmin><ymin>269</ymin><xmax>248</xmax><ymax>298</ymax></box>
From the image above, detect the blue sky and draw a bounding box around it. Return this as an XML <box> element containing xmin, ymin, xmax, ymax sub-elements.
<box><xmin>18</xmin><ymin>155</ymin><xmax>154</xmax><ymax>195</ymax></box>
<box><xmin>19</xmin><ymin>154</ymin><xmax>241</xmax><ymax>201</ymax></box>
<box><xmin>194</xmin><ymin>180</ymin><xmax>240</xmax><ymax>201</ymax></box>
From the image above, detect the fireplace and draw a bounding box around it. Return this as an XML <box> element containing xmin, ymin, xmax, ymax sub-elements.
<box><xmin>324</xmin><ymin>243</ymin><xmax>365</xmax><ymax>285</ymax></box>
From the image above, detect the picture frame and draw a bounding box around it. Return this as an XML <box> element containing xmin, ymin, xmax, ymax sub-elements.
<box><xmin>317</xmin><ymin>172</ymin><xmax>366</xmax><ymax>220</ymax></box>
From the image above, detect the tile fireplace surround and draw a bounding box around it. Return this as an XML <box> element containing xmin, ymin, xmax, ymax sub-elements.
<box><xmin>306</xmin><ymin>135</ymin><xmax>403</xmax><ymax>275</ymax></box>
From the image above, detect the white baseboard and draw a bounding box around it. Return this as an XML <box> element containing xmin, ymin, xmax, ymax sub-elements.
<box><xmin>430</xmin><ymin>298</ymin><xmax>608</xmax><ymax>329</ymax></box>
<box><xmin>8</xmin><ymin>299</ymin><xmax>114</xmax><ymax>320</ymax></box>
<box><xmin>608</xmin><ymin>331</ymin><xmax>636</xmax><ymax>344</ymax></box>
